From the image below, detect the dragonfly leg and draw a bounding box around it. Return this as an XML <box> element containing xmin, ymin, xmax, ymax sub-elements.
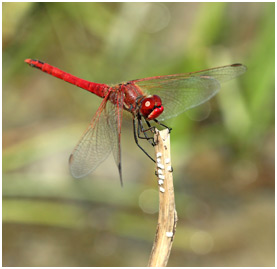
<box><xmin>137</xmin><ymin>116</ymin><xmax>157</xmax><ymax>146</ymax></box>
<box><xmin>133</xmin><ymin>118</ymin><xmax>155</xmax><ymax>163</ymax></box>
<box><xmin>153</xmin><ymin>119</ymin><xmax>172</xmax><ymax>133</ymax></box>
<box><xmin>144</xmin><ymin>120</ymin><xmax>158</xmax><ymax>146</ymax></box>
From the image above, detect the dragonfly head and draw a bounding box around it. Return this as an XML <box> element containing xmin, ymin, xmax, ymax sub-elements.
<box><xmin>139</xmin><ymin>95</ymin><xmax>164</xmax><ymax>120</ymax></box>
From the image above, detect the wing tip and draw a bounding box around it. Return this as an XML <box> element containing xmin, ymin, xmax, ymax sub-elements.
<box><xmin>68</xmin><ymin>154</ymin><xmax>86</xmax><ymax>179</ymax></box>
<box><xmin>231</xmin><ymin>63</ymin><xmax>247</xmax><ymax>74</ymax></box>
<box><xmin>118</xmin><ymin>162</ymin><xmax>123</xmax><ymax>187</ymax></box>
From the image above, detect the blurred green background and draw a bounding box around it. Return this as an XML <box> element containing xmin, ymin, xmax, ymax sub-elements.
<box><xmin>3</xmin><ymin>2</ymin><xmax>274</xmax><ymax>267</ymax></box>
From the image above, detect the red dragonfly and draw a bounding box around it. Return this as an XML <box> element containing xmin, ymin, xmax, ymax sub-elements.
<box><xmin>25</xmin><ymin>59</ymin><xmax>246</xmax><ymax>185</ymax></box>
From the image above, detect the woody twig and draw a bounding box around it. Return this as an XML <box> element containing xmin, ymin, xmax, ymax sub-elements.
<box><xmin>148</xmin><ymin>128</ymin><xmax>178</xmax><ymax>267</ymax></box>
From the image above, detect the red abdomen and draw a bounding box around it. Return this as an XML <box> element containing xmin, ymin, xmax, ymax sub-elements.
<box><xmin>25</xmin><ymin>59</ymin><xmax>109</xmax><ymax>98</ymax></box>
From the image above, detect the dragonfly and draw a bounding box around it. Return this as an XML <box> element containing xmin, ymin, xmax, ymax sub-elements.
<box><xmin>25</xmin><ymin>59</ymin><xmax>246</xmax><ymax>185</ymax></box>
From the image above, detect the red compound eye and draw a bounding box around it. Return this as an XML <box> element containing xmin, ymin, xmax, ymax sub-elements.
<box><xmin>140</xmin><ymin>95</ymin><xmax>164</xmax><ymax>120</ymax></box>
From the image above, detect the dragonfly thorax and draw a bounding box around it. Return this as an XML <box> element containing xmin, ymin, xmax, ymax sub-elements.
<box><xmin>139</xmin><ymin>95</ymin><xmax>164</xmax><ymax>120</ymax></box>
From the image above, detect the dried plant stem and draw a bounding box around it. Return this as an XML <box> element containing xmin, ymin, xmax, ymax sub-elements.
<box><xmin>148</xmin><ymin>128</ymin><xmax>178</xmax><ymax>267</ymax></box>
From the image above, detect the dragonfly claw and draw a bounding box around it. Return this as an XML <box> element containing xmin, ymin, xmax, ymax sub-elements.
<box><xmin>152</xmin><ymin>141</ymin><xmax>158</xmax><ymax>146</ymax></box>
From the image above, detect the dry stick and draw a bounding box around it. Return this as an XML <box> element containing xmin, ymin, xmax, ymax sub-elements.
<box><xmin>148</xmin><ymin>128</ymin><xmax>178</xmax><ymax>267</ymax></box>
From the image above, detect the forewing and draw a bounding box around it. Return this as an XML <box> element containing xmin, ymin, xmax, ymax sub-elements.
<box><xmin>134</xmin><ymin>64</ymin><xmax>246</xmax><ymax>121</ymax></box>
<box><xmin>180</xmin><ymin>63</ymin><xmax>247</xmax><ymax>83</ymax></box>
<box><xmin>69</xmin><ymin>95</ymin><xmax>112</xmax><ymax>178</ymax></box>
<box><xmin>135</xmin><ymin>76</ymin><xmax>220</xmax><ymax>121</ymax></box>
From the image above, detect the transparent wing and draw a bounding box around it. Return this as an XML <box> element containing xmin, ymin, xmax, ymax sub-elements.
<box><xmin>69</xmin><ymin>89</ymin><xmax>124</xmax><ymax>182</ymax></box>
<box><xmin>69</xmin><ymin>95</ymin><xmax>112</xmax><ymax>178</ymax></box>
<box><xmin>133</xmin><ymin>64</ymin><xmax>247</xmax><ymax>121</ymax></box>
<box><xmin>105</xmin><ymin>91</ymin><xmax>124</xmax><ymax>185</ymax></box>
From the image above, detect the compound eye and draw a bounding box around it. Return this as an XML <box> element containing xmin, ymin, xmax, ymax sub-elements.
<box><xmin>152</xmin><ymin>95</ymin><xmax>162</xmax><ymax>107</ymax></box>
<box><xmin>144</xmin><ymin>98</ymin><xmax>154</xmax><ymax>109</ymax></box>
<box><xmin>139</xmin><ymin>95</ymin><xmax>163</xmax><ymax>119</ymax></box>
<box><xmin>140</xmin><ymin>97</ymin><xmax>154</xmax><ymax>117</ymax></box>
